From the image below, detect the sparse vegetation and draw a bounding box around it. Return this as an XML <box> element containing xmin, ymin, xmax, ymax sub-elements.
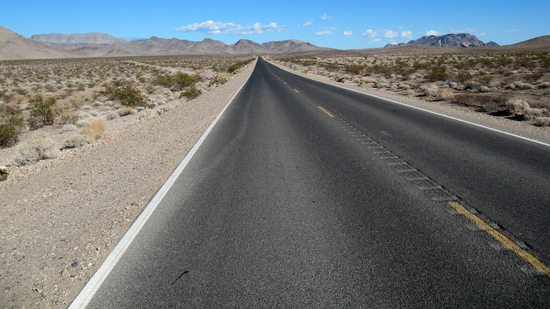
<box><xmin>0</xmin><ymin>166</ymin><xmax>8</xmax><ymax>181</ymax></box>
<box><xmin>180</xmin><ymin>87</ymin><xmax>201</xmax><ymax>99</ymax></box>
<box><xmin>276</xmin><ymin>51</ymin><xmax>550</xmax><ymax>128</ymax></box>
<box><xmin>80</xmin><ymin>118</ymin><xmax>107</xmax><ymax>140</ymax></box>
<box><xmin>103</xmin><ymin>81</ymin><xmax>149</xmax><ymax>107</ymax></box>
<box><xmin>0</xmin><ymin>124</ymin><xmax>18</xmax><ymax>148</ymax></box>
<box><xmin>426</xmin><ymin>66</ymin><xmax>449</xmax><ymax>82</ymax></box>
<box><xmin>14</xmin><ymin>138</ymin><xmax>58</xmax><ymax>166</ymax></box>
<box><xmin>153</xmin><ymin>72</ymin><xmax>202</xmax><ymax>91</ymax></box>
<box><xmin>61</xmin><ymin>135</ymin><xmax>92</xmax><ymax>150</ymax></box>
<box><xmin>28</xmin><ymin>95</ymin><xmax>57</xmax><ymax>129</ymax></box>
<box><xmin>227</xmin><ymin>58</ymin><xmax>254</xmax><ymax>74</ymax></box>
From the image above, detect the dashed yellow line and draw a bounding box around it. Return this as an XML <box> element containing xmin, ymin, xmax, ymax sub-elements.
<box><xmin>318</xmin><ymin>106</ymin><xmax>334</xmax><ymax>118</ymax></box>
<box><xmin>448</xmin><ymin>201</ymin><xmax>550</xmax><ymax>277</ymax></box>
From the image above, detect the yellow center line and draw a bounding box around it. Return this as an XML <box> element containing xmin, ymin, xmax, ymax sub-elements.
<box><xmin>318</xmin><ymin>106</ymin><xmax>334</xmax><ymax>118</ymax></box>
<box><xmin>448</xmin><ymin>201</ymin><xmax>550</xmax><ymax>277</ymax></box>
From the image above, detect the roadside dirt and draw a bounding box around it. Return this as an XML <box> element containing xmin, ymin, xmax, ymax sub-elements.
<box><xmin>0</xmin><ymin>60</ymin><xmax>255</xmax><ymax>308</ymax></box>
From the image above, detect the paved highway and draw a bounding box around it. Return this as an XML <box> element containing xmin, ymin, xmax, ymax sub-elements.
<box><xmin>82</xmin><ymin>58</ymin><xmax>550</xmax><ymax>307</ymax></box>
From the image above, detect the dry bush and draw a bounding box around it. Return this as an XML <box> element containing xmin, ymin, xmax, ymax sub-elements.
<box><xmin>436</xmin><ymin>88</ymin><xmax>454</xmax><ymax>101</ymax></box>
<box><xmin>422</xmin><ymin>84</ymin><xmax>439</xmax><ymax>98</ymax></box>
<box><xmin>0</xmin><ymin>166</ymin><xmax>8</xmax><ymax>182</ymax></box>
<box><xmin>61</xmin><ymin>135</ymin><xmax>92</xmax><ymax>150</ymax></box>
<box><xmin>504</xmin><ymin>98</ymin><xmax>530</xmax><ymax>115</ymax></box>
<box><xmin>14</xmin><ymin>138</ymin><xmax>58</xmax><ymax>166</ymax></box>
<box><xmin>56</xmin><ymin>111</ymin><xmax>78</xmax><ymax>125</ymax></box>
<box><xmin>80</xmin><ymin>118</ymin><xmax>107</xmax><ymax>140</ymax></box>
<box><xmin>525</xmin><ymin>107</ymin><xmax>547</xmax><ymax>120</ymax></box>
<box><xmin>28</xmin><ymin>95</ymin><xmax>57</xmax><ymax>129</ymax></box>
<box><xmin>210</xmin><ymin>75</ymin><xmax>228</xmax><ymax>86</ymax></box>
<box><xmin>534</xmin><ymin>117</ymin><xmax>550</xmax><ymax>127</ymax></box>
<box><xmin>0</xmin><ymin>124</ymin><xmax>18</xmax><ymax>148</ymax></box>
<box><xmin>117</xmin><ymin>107</ymin><xmax>136</xmax><ymax>117</ymax></box>
<box><xmin>426</xmin><ymin>66</ymin><xmax>449</xmax><ymax>82</ymax></box>
<box><xmin>179</xmin><ymin>87</ymin><xmax>201</xmax><ymax>99</ymax></box>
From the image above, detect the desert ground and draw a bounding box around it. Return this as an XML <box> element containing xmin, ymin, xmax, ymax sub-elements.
<box><xmin>0</xmin><ymin>55</ymin><xmax>252</xmax><ymax>168</ymax></box>
<box><xmin>0</xmin><ymin>56</ymin><xmax>255</xmax><ymax>308</ymax></box>
<box><xmin>272</xmin><ymin>49</ymin><xmax>550</xmax><ymax>128</ymax></box>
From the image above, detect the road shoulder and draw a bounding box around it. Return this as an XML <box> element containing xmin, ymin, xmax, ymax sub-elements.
<box><xmin>0</xmin><ymin>61</ymin><xmax>255</xmax><ymax>308</ymax></box>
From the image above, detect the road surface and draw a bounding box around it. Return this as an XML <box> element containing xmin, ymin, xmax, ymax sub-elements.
<box><xmin>82</xmin><ymin>58</ymin><xmax>550</xmax><ymax>307</ymax></box>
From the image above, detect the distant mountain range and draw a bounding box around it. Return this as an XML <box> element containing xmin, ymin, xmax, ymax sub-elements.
<box><xmin>31</xmin><ymin>32</ymin><xmax>127</xmax><ymax>47</ymax></box>
<box><xmin>0</xmin><ymin>26</ymin><xmax>327</xmax><ymax>60</ymax></box>
<box><xmin>1</xmin><ymin>26</ymin><xmax>549</xmax><ymax>60</ymax></box>
<box><xmin>385</xmin><ymin>33</ymin><xmax>500</xmax><ymax>48</ymax></box>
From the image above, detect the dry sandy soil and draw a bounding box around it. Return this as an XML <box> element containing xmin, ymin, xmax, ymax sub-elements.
<box><xmin>0</xmin><ymin>57</ymin><xmax>255</xmax><ymax>308</ymax></box>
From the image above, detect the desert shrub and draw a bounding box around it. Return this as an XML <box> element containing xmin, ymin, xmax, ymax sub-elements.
<box><xmin>426</xmin><ymin>66</ymin><xmax>449</xmax><ymax>81</ymax></box>
<box><xmin>504</xmin><ymin>98</ymin><xmax>530</xmax><ymax>115</ymax></box>
<box><xmin>436</xmin><ymin>88</ymin><xmax>454</xmax><ymax>101</ymax></box>
<box><xmin>61</xmin><ymin>135</ymin><xmax>92</xmax><ymax>150</ymax></box>
<box><xmin>477</xmin><ymin>75</ymin><xmax>493</xmax><ymax>86</ymax></box>
<box><xmin>0</xmin><ymin>124</ymin><xmax>18</xmax><ymax>147</ymax></box>
<box><xmin>335</xmin><ymin>76</ymin><xmax>345</xmax><ymax>83</ymax></box>
<box><xmin>0</xmin><ymin>105</ymin><xmax>25</xmax><ymax>130</ymax></box>
<box><xmin>211</xmin><ymin>75</ymin><xmax>228</xmax><ymax>86</ymax></box>
<box><xmin>422</xmin><ymin>84</ymin><xmax>439</xmax><ymax>98</ymax></box>
<box><xmin>80</xmin><ymin>118</ymin><xmax>107</xmax><ymax>140</ymax></box>
<box><xmin>525</xmin><ymin>72</ymin><xmax>543</xmax><ymax>83</ymax></box>
<box><xmin>0</xmin><ymin>166</ymin><xmax>8</xmax><ymax>182</ymax></box>
<box><xmin>56</xmin><ymin>111</ymin><xmax>78</xmax><ymax>125</ymax></box>
<box><xmin>153</xmin><ymin>72</ymin><xmax>202</xmax><ymax>91</ymax></box>
<box><xmin>105</xmin><ymin>111</ymin><xmax>119</xmax><ymax>120</ymax></box>
<box><xmin>227</xmin><ymin>58</ymin><xmax>254</xmax><ymax>74</ymax></box>
<box><xmin>525</xmin><ymin>107</ymin><xmax>547</xmax><ymax>120</ymax></box>
<box><xmin>453</xmin><ymin>71</ymin><xmax>472</xmax><ymax>83</ymax></box>
<box><xmin>344</xmin><ymin>64</ymin><xmax>364</xmax><ymax>75</ymax></box>
<box><xmin>117</xmin><ymin>107</ymin><xmax>136</xmax><ymax>117</ymax></box>
<box><xmin>14</xmin><ymin>138</ymin><xmax>58</xmax><ymax>166</ymax></box>
<box><xmin>103</xmin><ymin>81</ymin><xmax>148</xmax><ymax>107</ymax></box>
<box><xmin>61</xmin><ymin>124</ymin><xmax>78</xmax><ymax>132</ymax></box>
<box><xmin>534</xmin><ymin>117</ymin><xmax>550</xmax><ymax>127</ymax></box>
<box><xmin>28</xmin><ymin>95</ymin><xmax>57</xmax><ymax>129</ymax></box>
<box><xmin>179</xmin><ymin>87</ymin><xmax>201</xmax><ymax>99</ymax></box>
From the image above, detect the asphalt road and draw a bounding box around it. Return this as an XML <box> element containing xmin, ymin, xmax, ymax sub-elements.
<box><xmin>85</xmin><ymin>58</ymin><xmax>550</xmax><ymax>307</ymax></box>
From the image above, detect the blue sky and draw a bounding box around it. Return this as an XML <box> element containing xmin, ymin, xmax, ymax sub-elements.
<box><xmin>1</xmin><ymin>0</ymin><xmax>549</xmax><ymax>49</ymax></box>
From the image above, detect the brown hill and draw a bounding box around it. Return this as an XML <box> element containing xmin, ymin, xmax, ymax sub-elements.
<box><xmin>0</xmin><ymin>26</ymin><xmax>68</xmax><ymax>60</ymax></box>
<box><xmin>511</xmin><ymin>35</ymin><xmax>550</xmax><ymax>50</ymax></box>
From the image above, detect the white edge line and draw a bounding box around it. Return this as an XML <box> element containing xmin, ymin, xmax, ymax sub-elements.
<box><xmin>69</xmin><ymin>59</ymin><xmax>257</xmax><ymax>309</ymax></box>
<box><xmin>266</xmin><ymin>58</ymin><xmax>550</xmax><ymax>148</ymax></box>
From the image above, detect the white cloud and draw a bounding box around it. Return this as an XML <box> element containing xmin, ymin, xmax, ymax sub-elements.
<box><xmin>343</xmin><ymin>30</ymin><xmax>353</xmax><ymax>36</ymax></box>
<box><xmin>315</xmin><ymin>28</ymin><xmax>334</xmax><ymax>36</ymax></box>
<box><xmin>401</xmin><ymin>30</ymin><xmax>413</xmax><ymax>38</ymax></box>
<box><xmin>304</xmin><ymin>19</ymin><xmax>313</xmax><ymax>26</ymax></box>
<box><xmin>321</xmin><ymin>13</ymin><xmax>331</xmax><ymax>20</ymax></box>
<box><xmin>363</xmin><ymin>28</ymin><xmax>378</xmax><ymax>38</ymax></box>
<box><xmin>385</xmin><ymin>30</ymin><xmax>398</xmax><ymax>38</ymax></box>
<box><xmin>450</xmin><ymin>28</ymin><xmax>477</xmax><ymax>34</ymax></box>
<box><xmin>176</xmin><ymin>20</ymin><xmax>281</xmax><ymax>35</ymax></box>
<box><xmin>426</xmin><ymin>29</ymin><xmax>440</xmax><ymax>36</ymax></box>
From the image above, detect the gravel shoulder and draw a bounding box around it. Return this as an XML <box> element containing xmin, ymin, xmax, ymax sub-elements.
<box><xmin>270</xmin><ymin>59</ymin><xmax>550</xmax><ymax>145</ymax></box>
<box><xmin>0</xmin><ymin>60</ymin><xmax>255</xmax><ymax>308</ymax></box>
